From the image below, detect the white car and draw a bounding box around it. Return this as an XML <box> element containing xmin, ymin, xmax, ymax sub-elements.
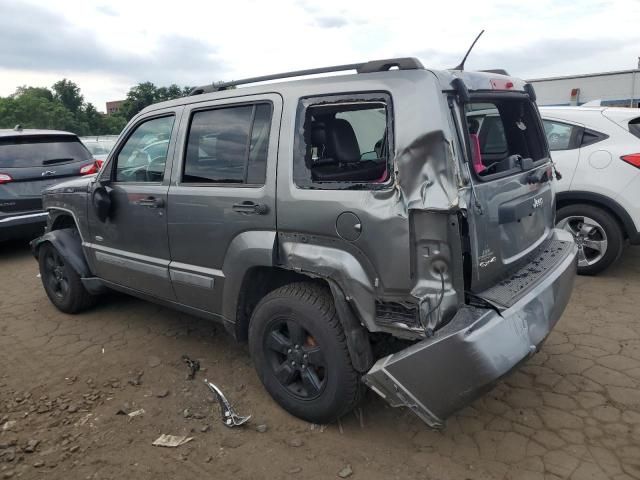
<box><xmin>539</xmin><ymin>106</ymin><xmax>640</xmax><ymax>274</ymax></box>
<box><xmin>467</xmin><ymin>106</ymin><xmax>640</xmax><ymax>274</ymax></box>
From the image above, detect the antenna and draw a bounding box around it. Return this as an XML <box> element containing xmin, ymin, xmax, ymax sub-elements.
<box><xmin>453</xmin><ymin>30</ymin><xmax>485</xmax><ymax>71</ymax></box>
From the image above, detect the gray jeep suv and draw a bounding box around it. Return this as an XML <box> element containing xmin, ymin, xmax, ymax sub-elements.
<box><xmin>32</xmin><ymin>58</ymin><xmax>578</xmax><ymax>428</ymax></box>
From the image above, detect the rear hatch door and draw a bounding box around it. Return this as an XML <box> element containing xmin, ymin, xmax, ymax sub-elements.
<box><xmin>0</xmin><ymin>134</ymin><xmax>94</xmax><ymax>214</ymax></box>
<box><xmin>462</xmin><ymin>94</ymin><xmax>556</xmax><ymax>298</ymax></box>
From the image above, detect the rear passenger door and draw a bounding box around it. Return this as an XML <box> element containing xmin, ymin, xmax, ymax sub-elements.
<box><xmin>167</xmin><ymin>95</ymin><xmax>281</xmax><ymax>314</ymax></box>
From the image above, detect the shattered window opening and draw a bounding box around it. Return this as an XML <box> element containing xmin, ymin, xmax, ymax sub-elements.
<box><xmin>293</xmin><ymin>93</ymin><xmax>394</xmax><ymax>190</ymax></box>
<box><xmin>465</xmin><ymin>98</ymin><xmax>548</xmax><ymax>180</ymax></box>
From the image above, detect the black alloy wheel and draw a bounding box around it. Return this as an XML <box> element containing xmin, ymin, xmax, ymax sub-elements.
<box><xmin>263</xmin><ymin>318</ymin><xmax>327</xmax><ymax>400</ymax></box>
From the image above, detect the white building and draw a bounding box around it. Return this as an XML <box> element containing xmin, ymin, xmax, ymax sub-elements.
<box><xmin>528</xmin><ymin>69</ymin><xmax>640</xmax><ymax>107</ymax></box>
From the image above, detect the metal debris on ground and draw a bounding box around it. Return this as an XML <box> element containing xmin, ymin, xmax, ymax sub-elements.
<box><xmin>203</xmin><ymin>379</ymin><xmax>251</xmax><ymax>428</ymax></box>
<box><xmin>127</xmin><ymin>370</ymin><xmax>144</xmax><ymax>386</ymax></box>
<box><xmin>338</xmin><ymin>464</ymin><xmax>353</xmax><ymax>478</ymax></box>
<box><xmin>182</xmin><ymin>355</ymin><xmax>200</xmax><ymax>380</ymax></box>
<box><xmin>2</xmin><ymin>421</ymin><xmax>16</xmax><ymax>432</ymax></box>
<box><xmin>151</xmin><ymin>434</ymin><xmax>193</xmax><ymax>448</ymax></box>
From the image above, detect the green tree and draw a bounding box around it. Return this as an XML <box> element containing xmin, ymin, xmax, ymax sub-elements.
<box><xmin>0</xmin><ymin>93</ymin><xmax>77</xmax><ymax>131</ymax></box>
<box><xmin>120</xmin><ymin>82</ymin><xmax>191</xmax><ymax>120</ymax></box>
<box><xmin>13</xmin><ymin>86</ymin><xmax>54</xmax><ymax>101</ymax></box>
<box><xmin>101</xmin><ymin>114</ymin><xmax>127</xmax><ymax>135</ymax></box>
<box><xmin>120</xmin><ymin>82</ymin><xmax>159</xmax><ymax>120</ymax></box>
<box><xmin>0</xmin><ymin>79</ymin><xmax>191</xmax><ymax>135</ymax></box>
<box><xmin>52</xmin><ymin>79</ymin><xmax>84</xmax><ymax>113</ymax></box>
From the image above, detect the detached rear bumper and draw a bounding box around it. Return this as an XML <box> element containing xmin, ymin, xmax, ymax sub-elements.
<box><xmin>363</xmin><ymin>229</ymin><xmax>578</xmax><ymax>429</ymax></box>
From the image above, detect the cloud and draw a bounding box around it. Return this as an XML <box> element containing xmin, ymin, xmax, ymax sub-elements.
<box><xmin>97</xmin><ymin>4</ymin><xmax>118</xmax><ymax>16</ymax></box>
<box><xmin>413</xmin><ymin>37</ymin><xmax>632</xmax><ymax>78</ymax></box>
<box><xmin>315</xmin><ymin>16</ymin><xmax>349</xmax><ymax>28</ymax></box>
<box><xmin>0</xmin><ymin>2</ymin><xmax>226</xmax><ymax>87</ymax></box>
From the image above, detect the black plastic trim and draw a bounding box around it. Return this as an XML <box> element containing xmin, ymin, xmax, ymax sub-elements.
<box><xmin>30</xmin><ymin>228</ymin><xmax>93</xmax><ymax>277</ymax></box>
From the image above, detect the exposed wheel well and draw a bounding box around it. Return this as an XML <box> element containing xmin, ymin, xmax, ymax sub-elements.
<box><xmin>234</xmin><ymin>267</ymin><xmax>329</xmax><ymax>342</ymax></box>
<box><xmin>50</xmin><ymin>214</ymin><xmax>77</xmax><ymax>231</ymax></box>
<box><xmin>556</xmin><ymin>198</ymin><xmax>627</xmax><ymax>239</ymax></box>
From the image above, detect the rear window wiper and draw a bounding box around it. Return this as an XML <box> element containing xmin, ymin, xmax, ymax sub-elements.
<box><xmin>43</xmin><ymin>157</ymin><xmax>74</xmax><ymax>165</ymax></box>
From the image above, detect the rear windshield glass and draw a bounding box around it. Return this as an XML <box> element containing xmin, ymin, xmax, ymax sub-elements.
<box><xmin>465</xmin><ymin>99</ymin><xmax>547</xmax><ymax>179</ymax></box>
<box><xmin>629</xmin><ymin>118</ymin><xmax>640</xmax><ymax>139</ymax></box>
<box><xmin>0</xmin><ymin>135</ymin><xmax>91</xmax><ymax>168</ymax></box>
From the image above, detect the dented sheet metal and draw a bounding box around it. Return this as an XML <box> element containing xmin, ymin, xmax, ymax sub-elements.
<box><xmin>363</xmin><ymin>229</ymin><xmax>577</xmax><ymax>428</ymax></box>
<box><xmin>394</xmin><ymin>130</ymin><xmax>459</xmax><ymax>212</ymax></box>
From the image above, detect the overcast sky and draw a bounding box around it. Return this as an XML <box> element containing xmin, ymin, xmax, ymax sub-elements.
<box><xmin>1</xmin><ymin>0</ymin><xmax>639</xmax><ymax>112</ymax></box>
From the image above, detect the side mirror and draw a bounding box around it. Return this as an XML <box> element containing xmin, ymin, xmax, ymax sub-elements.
<box><xmin>91</xmin><ymin>182</ymin><xmax>112</xmax><ymax>222</ymax></box>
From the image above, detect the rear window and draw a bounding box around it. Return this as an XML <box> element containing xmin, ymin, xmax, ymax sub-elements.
<box><xmin>0</xmin><ymin>135</ymin><xmax>91</xmax><ymax>168</ymax></box>
<box><xmin>629</xmin><ymin>118</ymin><xmax>640</xmax><ymax>139</ymax></box>
<box><xmin>466</xmin><ymin>99</ymin><xmax>547</xmax><ymax>179</ymax></box>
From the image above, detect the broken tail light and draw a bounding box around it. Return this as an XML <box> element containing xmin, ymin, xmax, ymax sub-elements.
<box><xmin>490</xmin><ymin>78</ymin><xmax>514</xmax><ymax>90</ymax></box>
<box><xmin>0</xmin><ymin>173</ymin><xmax>13</xmax><ymax>184</ymax></box>
<box><xmin>621</xmin><ymin>154</ymin><xmax>640</xmax><ymax>169</ymax></box>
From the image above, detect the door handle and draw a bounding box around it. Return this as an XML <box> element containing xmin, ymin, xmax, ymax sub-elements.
<box><xmin>136</xmin><ymin>196</ymin><xmax>165</xmax><ymax>208</ymax></box>
<box><xmin>232</xmin><ymin>202</ymin><xmax>269</xmax><ymax>215</ymax></box>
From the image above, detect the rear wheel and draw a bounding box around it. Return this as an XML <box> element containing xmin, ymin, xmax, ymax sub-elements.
<box><xmin>249</xmin><ymin>282</ymin><xmax>362</xmax><ymax>424</ymax></box>
<box><xmin>38</xmin><ymin>242</ymin><xmax>95</xmax><ymax>313</ymax></box>
<box><xmin>556</xmin><ymin>204</ymin><xmax>624</xmax><ymax>275</ymax></box>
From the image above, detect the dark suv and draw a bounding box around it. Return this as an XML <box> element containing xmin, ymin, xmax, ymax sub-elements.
<box><xmin>31</xmin><ymin>58</ymin><xmax>578</xmax><ymax>428</ymax></box>
<box><xmin>0</xmin><ymin>127</ymin><xmax>99</xmax><ymax>242</ymax></box>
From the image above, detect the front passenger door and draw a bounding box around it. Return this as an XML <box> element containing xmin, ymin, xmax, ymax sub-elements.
<box><xmin>87</xmin><ymin>111</ymin><xmax>181</xmax><ymax>299</ymax></box>
<box><xmin>542</xmin><ymin>118</ymin><xmax>583</xmax><ymax>190</ymax></box>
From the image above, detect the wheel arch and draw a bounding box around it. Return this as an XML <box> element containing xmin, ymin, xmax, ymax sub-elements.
<box><xmin>31</xmin><ymin>228</ymin><xmax>92</xmax><ymax>278</ymax></box>
<box><xmin>556</xmin><ymin>191</ymin><xmax>639</xmax><ymax>243</ymax></box>
<box><xmin>50</xmin><ymin>212</ymin><xmax>78</xmax><ymax>231</ymax></box>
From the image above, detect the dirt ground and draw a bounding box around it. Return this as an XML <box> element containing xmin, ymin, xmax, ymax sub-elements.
<box><xmin>0</xmin><ymin>241</ymin><xmax>639</xmax><ymax>480</ymax></box>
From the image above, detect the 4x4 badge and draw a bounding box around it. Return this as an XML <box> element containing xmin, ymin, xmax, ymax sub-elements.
<box><xmin>533</xmin><ymin>197</ymin><xmax>543</xmax><ymax>209</ymax></box>
<box><xmin>479</xmin><ymin>256</ymin><xmax>496</xmax><ymax>268</ymax></box>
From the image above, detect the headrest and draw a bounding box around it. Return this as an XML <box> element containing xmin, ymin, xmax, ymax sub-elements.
<box><xmin>468</xmin><ymin>117</ymin><xmax>480</xmax><ymax>134</ymax></box>
<box><xmin>326</xmin><ymin>118</ymin><xmax>360</xmax><ymax>163</ymax></box>
<box><xmin>310</xmin><ymin>122</ymin><xmax>327</xmax><ymax>147</ymax></box>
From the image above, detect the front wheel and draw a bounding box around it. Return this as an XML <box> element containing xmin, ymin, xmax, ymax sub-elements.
<box><xmin>38</xmin><ymin>242</ymin><xmax>95</xmax><ymax>313</ymax></box>
<box><xmin>248</xmin><ymin>282</ymin><xmax>362</xmax><ymax>424</ymax></box>
<box><xmin>556</xmin><ymin>204</ymin><xmax>624</xmax><ymax>275</ymax></box>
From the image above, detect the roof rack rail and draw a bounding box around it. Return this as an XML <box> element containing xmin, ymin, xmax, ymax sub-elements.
<box><xmin>189</xmin><ymin>57</ymin><xmax>424</xmax><ymax>95</ymax></box>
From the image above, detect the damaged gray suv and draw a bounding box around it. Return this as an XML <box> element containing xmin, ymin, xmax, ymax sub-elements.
<box><xmin>32</xmin><ymin>58</ymin><xmax>578</xmax><ymax>428</ymax></box>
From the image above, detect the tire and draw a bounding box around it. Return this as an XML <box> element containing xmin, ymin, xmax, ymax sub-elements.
<box><xmin>38</xmin><ymin>242</ymin><xmax>96</xmax><ymax>313</ymax></box>
<box><xmin>248</xmin><ymin>282</ymin><xmax>362</xmax><ymax>424</ymax></box>
<box><xmin>556</xmin><ymin>204</ymin><xmax>624</xmax><ymax>275</ymax></box>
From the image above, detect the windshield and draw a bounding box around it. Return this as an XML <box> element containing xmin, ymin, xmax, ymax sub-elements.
<box><xmin>0</xmin><ymin>135</ymin><xmax>92</xmax><ymax>168</ymax></box>
<box><xmin>465</xmin><ymin>98</ymin><xmax>548</xmax><ymax>179</ymax></box>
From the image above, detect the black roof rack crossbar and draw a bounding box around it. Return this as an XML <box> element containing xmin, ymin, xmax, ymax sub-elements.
<box><xmin>189</xmin><ymin>57</ymin><xmax>424</xmax><ymax>95</ymax></box>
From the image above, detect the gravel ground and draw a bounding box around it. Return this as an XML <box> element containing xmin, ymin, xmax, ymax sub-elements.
<box><xmin>1</xmin><ymin>240</ymin><xmax>639</xmax><ymax>480</ymax></box>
